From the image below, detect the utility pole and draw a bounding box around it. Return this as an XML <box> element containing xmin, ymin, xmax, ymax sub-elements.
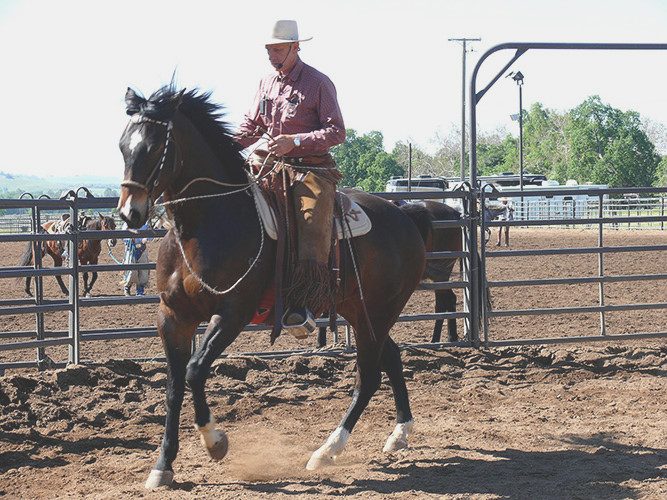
<box><xmin>449</xmin><ymin>37</ymin><xmax>481</xmax><ymax>181</ymax></box>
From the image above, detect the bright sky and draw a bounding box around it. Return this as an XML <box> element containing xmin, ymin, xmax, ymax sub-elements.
<box><xmin>1</xmin><ymin>0</ymin><xmax>666</xmax><ymax>179</ymax></box>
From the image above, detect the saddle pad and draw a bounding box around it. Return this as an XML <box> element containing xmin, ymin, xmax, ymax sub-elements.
<box><xmin>251</xmin><ymin>182</ymin><xmax>372</xmax><ymax>241</ymax></box>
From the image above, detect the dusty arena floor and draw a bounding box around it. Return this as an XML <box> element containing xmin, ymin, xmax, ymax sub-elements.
<box><xmin>0</xmin><ymin>228</ymin><xmax>666</xmax><ymax>498</ymax></box>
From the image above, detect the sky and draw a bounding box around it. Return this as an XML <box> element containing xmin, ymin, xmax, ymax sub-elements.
<box><xmin>1</xmin><ymin>0</ymin><xmax>666</xmax><ymax>179</ymax></box>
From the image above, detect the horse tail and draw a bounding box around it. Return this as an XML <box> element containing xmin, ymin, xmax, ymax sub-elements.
<box><xmin>398</xmin><ymin>203</ymin><xmax>433</xmax><ymax>247</ymax></box>
<box><xmin>18</xmin><ymin>241</ymin><xmax>34</xmax><ymax>267</ymax></box>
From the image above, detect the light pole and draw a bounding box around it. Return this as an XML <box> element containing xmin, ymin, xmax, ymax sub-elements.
<box><xmin>449</xmin><ymin>37</ymin><xmax>481</xmax><ymax>181</ymax></box>
<box><xmin>507</xmin><ymin>70</ymin><xmax>525</xmax><ymax>214</ymax></box>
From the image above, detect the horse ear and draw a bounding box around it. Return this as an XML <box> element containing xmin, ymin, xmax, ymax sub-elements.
<box><xmin>61</xmin><ymin>213</ymin><xmax>70</xmax><ymax>221</ymax></box>
<box><xmin>98</xmin><ymin>212</ymin><xmax>104</xmax><ymax>219</ymax></box>
<box><xmin>125</xmin><ymin>87</ymin><xmax>146</xmax><ymax>116</ymax></box>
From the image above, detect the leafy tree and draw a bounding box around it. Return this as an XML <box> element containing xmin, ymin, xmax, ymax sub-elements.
<box><xmin>391</xmin><ymin>141</ymin><xmax>435</xmax><ymax>177</ymax></box>
<box><xmin>564</xmin><ymin>96</ymin><xmax>660</xmax><ymax>187</ymax></box>
<box><xmin>331</xmin><ymin>129</ymin><xmax>404</xmax><ymax>190</ymax></box>
<box><xmin>654</xmin><ymin>156</ymin><xmax>667</xmax><ymax>187</ymax></box>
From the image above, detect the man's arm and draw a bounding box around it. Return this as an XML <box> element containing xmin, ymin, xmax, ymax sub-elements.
<box><xmin>270</xmin><ymin>77</ymin><xmax>345</xmax><ymax>157</ymax></box>
<box><xmin>235</xmin><ymin>82</ymin><xmax>265</xmax><ymax>149</ymax></box>
<box><xmin>296</xmin><ymin>77</ymin><xmax>345</xmax><ymax>154</ymax></box>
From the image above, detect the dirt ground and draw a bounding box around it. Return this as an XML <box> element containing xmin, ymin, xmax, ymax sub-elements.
<box><xmin>0</xmin><ymin>228</ymin><xmax>666</xmax><ymax>498</ymax></box>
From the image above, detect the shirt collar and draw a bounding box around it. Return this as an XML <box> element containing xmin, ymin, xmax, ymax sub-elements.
<box><xmin>284</xmin><ymin>58</ymin><xmax>305</xmax><ymax>83</ymax></box>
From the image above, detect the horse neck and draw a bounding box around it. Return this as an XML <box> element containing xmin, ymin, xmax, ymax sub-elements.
<box><xmin>164</xmin><ymin>115</ymin><xmax>250</xmax><ymax>235</ymax></box>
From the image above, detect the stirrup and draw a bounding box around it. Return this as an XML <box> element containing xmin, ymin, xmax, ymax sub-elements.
<box><xmin>282</xmin><ymin>308</ymin><xmax>316</xmax><ymax>339</ymax></box>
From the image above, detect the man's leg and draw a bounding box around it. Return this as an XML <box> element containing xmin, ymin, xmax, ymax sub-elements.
<box><xmin>284</xmin><ymin>171</ymin><xmax>336</xmax><ymax>331</ymax></box>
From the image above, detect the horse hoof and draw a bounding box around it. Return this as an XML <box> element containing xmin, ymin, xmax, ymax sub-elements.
<box><xmin>85</xmin><ymin>292</ymin><xmax>92</xmax><ymax>298</ymax></box>
<box><xmin>145</xmin><ymin>469</ymin><xmax>174</xmax><ymax>489</ymax></box>
<box><xmin>205</xmin><ymin>432</ymin><xmax>229</xmax><ymax>461</ymax></box>
<box><xmin>306</xmin><ymin>452</ymin><xmax>335</xmax><ymax>470</ymax></box>
<box><xmin>383</xmin><ymin>435</ymin><xmax>408</xmax><ymax>453</ymax></box>
<box><xmin>382</xmin><ymin>420</ymin><xmax>414</xmax><ymax>453</ymax></box>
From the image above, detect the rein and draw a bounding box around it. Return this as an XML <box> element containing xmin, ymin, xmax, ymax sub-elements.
<box><xmin>121</xmin><ymin>113</ymin><xmax>280</xmax><ymax>296</ymax></box>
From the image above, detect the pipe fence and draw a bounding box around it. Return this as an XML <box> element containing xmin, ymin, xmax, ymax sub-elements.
<box><xmin>1</xmin><ymin>184</ymin><xmax>666</xmax><ymax>371</ymax></box>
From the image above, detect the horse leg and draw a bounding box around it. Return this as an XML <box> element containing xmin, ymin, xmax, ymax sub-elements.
<box><xmin>185</xmin><ymin>312</ymin><xmax>247</xmax><ymax>461</ymax></box>
<box><xmin>52</xmin><ymin>255</ymin><xmax>69</xmax><ymax>296</ymax></box>
<box><xmin>431</xmin><ymin>290</ymin><xmax>445</xmax><ymax>343</ymax></box>
<box><xmin>444</xmin><ymin>289</ymin><xmax>458</xmax><ymax>342</ymax></box>
<box><xmin>306</xmin><ymin>328</ymin><xmax>384</xmax><ymax>470</ymax></box>
<box><xmin>86</xmin><ymin>271</ymin><xmax>98</xmax><ymax>297</ymax></box>
<box><xmin>380</xmin><ymin>336</ymin><xmax>414</xmax><ymax>452</ymax></box>
<box><xmin>82</xmin><ymin>272</ymin><xmax>90</xmax><ymax>296</ymax></box>
<box><xmin>25</xmin><ymin>276</ymin><xmax>33</xmax><ymax>297</ymax></box>
<box><xmin>317</xmin><ymin>326</ymin><xmax>327</xmax><ymax>348</ymax></box>
<box><xmin>145</xmin><ymin>305</ymin><xmax>197</xmax><ymax>489</ymax></box>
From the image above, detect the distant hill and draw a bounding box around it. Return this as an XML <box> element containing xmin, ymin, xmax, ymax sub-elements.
<box><xmin>0</xmin><ymin>171</ymin><xmax>121</xmax><ymax>198</ymax></box>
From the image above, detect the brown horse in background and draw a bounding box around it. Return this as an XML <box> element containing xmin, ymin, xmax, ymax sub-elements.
<box><xmin>77</xmin><ymin>213</ymin><xmax>117</xmax><ymax>296</ymax></box>
<box><xmin>401</xmin><ymin>200</ymin><xmax>463</xmax><ymax>343</ymax></box>
<box><xmin>20</xmin><ymin>213</ymin><xmax>117</xmax><ymax>297</ymax></box>
<box><xmin>19</xmin><ymin>215</ymin><xmax>72</xmax><ymax>296</ymax></box>
<box><xmin>318</xmin><ymin>199</ymin><xmax>464</xmax><ymax>347</ymax></box>
<box><xmin>118</xmin><ymin>85</ymin><xmax>427</xmax><ymax>489</ymax></box>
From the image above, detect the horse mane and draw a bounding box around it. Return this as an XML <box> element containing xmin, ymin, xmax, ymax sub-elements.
<box><xmin>142</xmin><ymin>84</ymin><xmax>245</xmax><ymax>170</ymax></box>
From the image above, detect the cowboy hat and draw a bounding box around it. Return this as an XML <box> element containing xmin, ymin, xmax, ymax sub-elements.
<box><xmin>266</xmin><ymin>20</ymin><xmax>312</xmax><ymax>45</ymax></box>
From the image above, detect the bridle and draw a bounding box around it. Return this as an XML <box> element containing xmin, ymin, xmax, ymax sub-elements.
<box><xmin>120</xmin><ymin>114</ymin><xmax>179</xmax><ymax>200</ymax></box>
<box><xmin>118</xmin><ymin>111</ymin><xmax>277</xmax><ymax>296</ymax></box>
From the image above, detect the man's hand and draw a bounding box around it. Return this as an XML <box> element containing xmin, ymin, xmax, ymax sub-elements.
<box><xmin>268</xmin><ymin>134</ymin><xmax>296</xmax><ymax>157</ymax></box>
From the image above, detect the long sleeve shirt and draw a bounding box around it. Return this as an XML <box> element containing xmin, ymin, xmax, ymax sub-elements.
<box><xmin>236</xmin><ymin>59</ymin><xmax>345</xmax><ymax>156</ymax></box>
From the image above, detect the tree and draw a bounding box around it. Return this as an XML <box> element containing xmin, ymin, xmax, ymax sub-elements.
<box><xmin>565</xmin><ymin>96</ymin><xmax>660</xmax><ymax>187</ymax></box>
<box><xmin>391</xmin><ymin>141</ymin><xmax>434</xmax><ymax>177</ymax></box>
<box><xmin>523</xmin><ymin>103</ymin><xmax>569</xmax><ymax>179</ymax></box>
<box><xmin>331</xmin><ymin>129</ymin><xmax>404</xmax><ymax>190</ymax></box>
<box><xmin>653</xmin><ymin>156</ymin><xmax>667</xmax><ymax>187</ymax></box>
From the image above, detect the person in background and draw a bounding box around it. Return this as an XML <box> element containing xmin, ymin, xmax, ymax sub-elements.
<box><xmin>122</xmin><ymin>222</ymin><xmax>151</xmax><ymax>296</ymax></box>
<box><xmin>496</xmin><ymin>198</ymin><xmax>515</xmax><ymax>247</ymax></box>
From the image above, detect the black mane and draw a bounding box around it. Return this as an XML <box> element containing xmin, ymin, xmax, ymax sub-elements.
<box><xmin>142</xmin><ymin>84</ymin><xmax>244</xmax><ymax>167</ymax></box>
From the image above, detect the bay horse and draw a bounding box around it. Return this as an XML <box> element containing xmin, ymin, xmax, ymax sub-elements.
<box><xmin>117</xmin><ymin>86</ymin><xmax>427</xmax><ymax>489</ymax></box>
<box><xmin>77</xmin><ymin>213</ymin><xmax>117</xmax><ymax>297</ymax></box>
<box><xmin>400</xmin><ymin>200</ymin><xmax>463</xmax><ymax>343</ymax></box>
<box><xmin>19</xmin><ymin>215</ymin><xmax>72</xmax><ymax>296</ymax></box>
<box><xmin>20</xmin><ymin>213</ymin><xmax>117</xmax><ymax>297</ymax></box>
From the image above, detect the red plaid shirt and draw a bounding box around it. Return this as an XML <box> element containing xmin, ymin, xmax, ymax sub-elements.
<box><xmin>236</xmin><ymin>59</ymin><xmax>345</xmax><ymax>156</ymax></box>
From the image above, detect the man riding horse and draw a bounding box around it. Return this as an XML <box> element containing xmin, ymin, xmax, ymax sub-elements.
<box><xmin>235</xmin><ymin>20</ymin><xmax>345</xmax><ymax>335</ymax></box>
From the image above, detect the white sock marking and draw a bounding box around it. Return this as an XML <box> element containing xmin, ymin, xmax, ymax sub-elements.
<box><xmin>306</xmin><ymin>426</ymin><xmax>350</xmax><ymax>470</ymax></box>
<box><xmin>383</xmin><ymin>419</ymin><xmax>414</xmax><ymax>452</ymax></box>
<box><xmin>195</xmin><ymin>415</ymin><xmax>224</xmax><ymax>449</ymax></box>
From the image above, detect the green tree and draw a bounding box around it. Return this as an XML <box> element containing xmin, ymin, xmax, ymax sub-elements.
<box><xmin>653</xmin><ymin>156</ymin><xmax>667</xmax><ymax>187</ymax></box>
<box><xmin>565</xmin><ymin>96</ymin><xmax>660</xmax><ymax>187</ymax></box>
<box><xmin>523</xmin><ymin>103</ymin><xmax>569</xmax><ymax>178</ymax></box>
<box><xmin>331</xmin><ymin>129</ymin><xmax>404</xmax><ymax>189</ymax></box>
<box><xmin>391</xmin><ymin>141</ymin><xmax>434</xmax><ymax>177</ymax></box>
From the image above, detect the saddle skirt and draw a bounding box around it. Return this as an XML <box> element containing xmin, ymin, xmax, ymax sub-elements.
<box><xmin>251</xmin><ymin>182</ymin><xmax>372</xmax><ymax>241</ymax></box>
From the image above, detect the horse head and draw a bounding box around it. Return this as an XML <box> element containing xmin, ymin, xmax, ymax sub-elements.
<box><xmin>118</xmin><ymin>87</ymin><xmax>185</xmax><ymax>228</ymax></box>
<box><xmin>118</xmin><ymin>85</ymin><xmax>245</xmax><ymax>228</ymax></box>
<box><xmin>98</xmin><ymin>212</ymin><xmax>117</xmax><ymax>247</ymax></box>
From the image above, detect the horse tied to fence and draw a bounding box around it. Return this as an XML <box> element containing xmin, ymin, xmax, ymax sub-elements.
<box><xmin>117</xmin><ymin>85</ymin><xmax>431</xmax><ymax>489</ymax></box>
<box><xmin>19</xmin><ymin>213</ymin><xmax>117</xmax><ymax>297</ymax></box>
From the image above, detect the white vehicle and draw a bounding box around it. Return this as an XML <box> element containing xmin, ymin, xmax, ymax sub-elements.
<box><xmin>489</xmin><ymin>179</ymin><xmax>609</xmax><ymax>220</ymax></box>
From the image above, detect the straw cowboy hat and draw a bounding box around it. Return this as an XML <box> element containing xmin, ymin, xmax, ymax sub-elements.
<box><xmin>266</xmin><ymin>20</ymin><xmax>312</xmax><ymax>45</ymax></box>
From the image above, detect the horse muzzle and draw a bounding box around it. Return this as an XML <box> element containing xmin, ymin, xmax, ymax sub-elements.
<box><xmin>118</xmin><ymin>186</ymin><xmax>149</xmax><ymax>228</ymax></box>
